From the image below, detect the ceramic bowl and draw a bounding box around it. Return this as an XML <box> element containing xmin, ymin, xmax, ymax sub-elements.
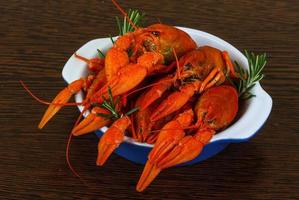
<box><xmin>62</xmin><ymin>27</ymin><xmax>272</xmax><ymax>165</ymax></box>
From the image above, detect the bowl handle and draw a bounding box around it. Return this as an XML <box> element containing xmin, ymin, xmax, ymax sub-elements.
<box><xmin>231</xmin><ymin>83</ymin><xmax>272</xmax><ymax>142</ymax></box>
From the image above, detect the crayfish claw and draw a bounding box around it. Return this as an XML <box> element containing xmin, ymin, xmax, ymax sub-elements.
<box><xmin>38</xmin><ymin>78</ymin><xmax>86</xmax><ymax>129</ymax></box>
<box><xmin>137</xmin><ymin>75</ymin><xmax>173</xmax><ymax>111</ymax></box>
<box><xmin>95</xmin><ymin>64</ymin><xmax>147</xmax><ymax>101</ymax></box>
<box><xmin>136</xmin><ymin>161</ymin><xmax>161</xmax><ymax>192</ymax></box>
<box><xmin>157</xmin><ymin>136</ymin><xmax>202</xmax><ymax>169</ymax></box>
<box><xmin>150</xmin><ymin>83</ymin><xmax>199</xmax><ymax>122</ymax></box>
<box><xmin>72</xmin><ymin>107</ymin><xmax>110</xmax><ymax>136</ymax></box>
<box><xmin>96</xmin><ymin>116</ymin><xmax>131</xmax><ymax>166</ymax></box>
<box><xmin>158</xmin><ymin>129</ymin><xmax>215</xmax><ymax>169</ymax></box>
<box><xmin>136</xmin><ymin>109</ymin><xmax>193</xmax><ymax>191</ymax></box>
<box><xmin>97</xmin><ymin>143</ymin><xmax>120</xmax><ymax>166</ymax></box>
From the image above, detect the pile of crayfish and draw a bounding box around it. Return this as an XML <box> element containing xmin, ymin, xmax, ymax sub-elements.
<box><xmin>26</xmin><ymin>0</ymin><xmax>242</xmax><ymax>192</ymax></box>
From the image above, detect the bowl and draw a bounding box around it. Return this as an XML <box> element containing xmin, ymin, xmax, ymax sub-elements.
<box><xmin>62</xmin><ymin>27</ymin><xmax>272</xmax><ymax>165</ymax></box>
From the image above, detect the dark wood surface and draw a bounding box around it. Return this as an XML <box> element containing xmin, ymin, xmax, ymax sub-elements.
<box><xmin>1</xmin><ymin>0</ymin><xmax>298</xmax><ymax>199</ymax></box>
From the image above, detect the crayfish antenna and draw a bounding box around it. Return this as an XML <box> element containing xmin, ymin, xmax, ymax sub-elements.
<box><xmin>172</xmin><ymin>48</ymin><xmax>182</xmax><ymax>81</ymax></box>
<box><xmin>65</xmin><ymin>109</ymin><xmax>92</xmax><ymax>187</ymax></box>
<box><xmin>74</xmin><ymin>53</ymin><xmax>105</xmax><ymax>72</ymax></box>
<box><xmin>111</xmin><ymin>0</ymin><xmax>138</xmax><ymax>31</ymax></box>
<box><xmin>20</xmin><ymin>80</ymin><xmax>84</xmax><ymax>107</ymax></box>
<box><xmin>66</xmin><ymin>108</ymin><xmax>85</xmax><ymax>178</ymax></box>
<box><xmin>96</xmin><ymin>116</ymin><xmax>131</xmax><ymax>166</ymax></box>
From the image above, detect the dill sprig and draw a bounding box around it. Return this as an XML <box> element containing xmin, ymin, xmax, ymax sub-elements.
<box><xmin>116</xmin><ymin>9</ymin><xmax>145</xmax><ymax>35</ymax></box>
<box><xmin>234</xmin><ymin>50</ymin><xmax>267</xmax><ymax>100</ymax></box>
<box><xmin>95</xmin><ymin>87</ymin><xmax>139</xmax><ymax>120</ymax></box>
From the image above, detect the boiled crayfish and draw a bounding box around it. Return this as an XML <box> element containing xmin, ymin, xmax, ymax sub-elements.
<box><xmin>134</xmin><ymin>46</ymin><xmax>238</xmax><ymax>143</ymax></box>
<box><xmin>137</xmin><ymin>85</ymin><xmax>238</xmax><ymax>191</ymax></box>
<box><xmin>26</xmin><ymin>0</ymin><xmax>241</xmax><ymax>192</ymax></box>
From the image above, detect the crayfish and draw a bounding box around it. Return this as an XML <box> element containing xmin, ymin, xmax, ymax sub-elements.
<box><xmin>137</xmin><ymin>85</ymin><xmax>238</xmax><ymax>191</ymax></box>
<box><xmin>23</xmin><ymin>0</ymin><xmax>241</xmax><ymax>192</ymax></box>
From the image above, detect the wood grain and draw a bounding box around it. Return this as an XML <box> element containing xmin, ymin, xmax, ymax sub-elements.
<box><xmin>0</xmin><ymin>0</ymin><xmax>299</xmax><ymax>199</ymax></box>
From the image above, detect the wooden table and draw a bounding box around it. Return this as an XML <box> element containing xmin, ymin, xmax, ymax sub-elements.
<box><xmin>1</xmin><ymin>0</ymin><xmax>298</xmax><ymax>199</ymax></box>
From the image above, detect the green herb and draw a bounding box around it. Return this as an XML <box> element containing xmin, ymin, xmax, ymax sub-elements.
<box><xmin>95</xmin><ymin>86</ymin><xmax>139</xmax><ymax>120</ymax></box>
<box><xmin>109</xmin><ymin>34</ymin><xmax>115</xmax><ymax>44</ymax></box>
<box><xmin>98</xmin><ymin>87</ymin><xmax>120</xmax><ymax>120</ymax></box>
<box><xmin>125</xmin><ymin>106</ymin><xmax>139</xmax><ymax>116</ymax></box>
<box><xmin>97</xmin><ymin>112</ymin><xmax>114</xmax><ymax>120</ymax></box>
<box><xmin>234</xmin><ymin>50</ymin><xmax>267</xmax><ymax>100</ymax></box>
<box><xmin>97</xmin><ymin>49</ymin><xmax>105</xmax><ymax>59</ymax></box>
<box><xmin>116</xmin><ymin>9</ymin><xmax>145</xmax><ymax>35</ymax></box>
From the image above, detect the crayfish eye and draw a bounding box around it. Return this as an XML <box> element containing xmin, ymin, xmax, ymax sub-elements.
<box><xmin>151</xmin><ymin>31</ymin><xmax>160</xmax><ymax>37</ymax></box>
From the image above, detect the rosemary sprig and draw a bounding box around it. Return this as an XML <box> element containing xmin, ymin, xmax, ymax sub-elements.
<box><xmin>234</xmin><ymin>50</ymin><xmax>267</xmax><ymax>100</ymax></box>
<box><xmin>100</xmin><ymin>94</ymin><xmax>120</xmax><ymax>120</ymax></box>
<box><xmin>95</xmin><ymin>86</ymin><xmax>139</xmax><ymax>120</ymax></box>
<box><xmin>125</xmin><ymin>107</ymin><xmax>139</xmax><ymax>116</ymax></box>
<box><xmin>109</xmin><ymin>34</ymin><xmax>115</xmax><ymax>44</ymax></box>
<box><xmin>116</xmin><ymin>9</ymin><xmax>145</xmax><ymax>35</ymax></box>
<box><xmin>97</xmin><ymin>49</ymin><xmax>105</xmax><ymax>59</ymax></box>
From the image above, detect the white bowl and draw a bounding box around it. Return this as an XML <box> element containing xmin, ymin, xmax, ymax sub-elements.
<box><xmin>62</xmin><ymin>27</ymin><xmax>272</xmax><ymax>164</ymax></box>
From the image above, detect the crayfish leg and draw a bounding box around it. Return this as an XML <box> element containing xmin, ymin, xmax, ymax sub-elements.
<box><xmin>199</xmin><ymin>68</ymin><xmax>225</xmax><ymax>92</ymax></box>
<box><xmin>85</xmin><ymin>69</ymin><xmax>107</xmax><ymax>100</ymax></box>
<box><xmin>222</xmin><ymin>51</ymin><xmax>237</xmax><ymax>78</ymax></box>
<box><xmin>134</xmin><ymin>98</ymin><xmax>154</xmax><ymax>142</ymax></box>
<box><xmin>74</xmin><ymin>53</ymin><xmax>105</xmax><ymax>72</ymax></box>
